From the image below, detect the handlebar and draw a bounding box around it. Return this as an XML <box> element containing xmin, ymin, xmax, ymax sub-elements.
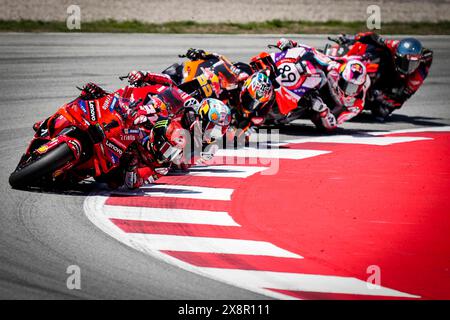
<box><xmin>327</xmin><ymin>36</ymin><xmax>341</xmax><ymax>44</ymax></box>
<box><xmin>119</xmin><ymin>75</ymin><xmax>128</xmax><ymax>81</ymax></box>
<box><xmin>267</xmin><ymin>44</ymin><xmax>281</xmax><ymax>50</ymax></box>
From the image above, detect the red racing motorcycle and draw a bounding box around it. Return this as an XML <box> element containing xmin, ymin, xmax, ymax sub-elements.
<box><xmin>8</xmin><ymin>83</ymin><xmax>170</xmax><ymax>189</ymax></box>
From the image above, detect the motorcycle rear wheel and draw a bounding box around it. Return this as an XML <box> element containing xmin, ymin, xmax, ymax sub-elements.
<box><xmin>9</xmin><ymin>144</ymin><xmax>74</xmax><ymax>189</ymax></box>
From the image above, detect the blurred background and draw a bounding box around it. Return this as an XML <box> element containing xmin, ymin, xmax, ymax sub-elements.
<box><xmin>1</xmin><ymin>0</ymin><xmax>449</xmax><ymax>23</ymax></box>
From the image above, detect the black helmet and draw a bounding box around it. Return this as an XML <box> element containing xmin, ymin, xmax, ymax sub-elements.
<box><xmin>395</xmin><ymin>38</ymin><xmax>423</xmax><ymax>75</ymax></box>
<box><xmin>148</xmin><ymin>117</ymin><xmax>187</xmax><ymax>163</ymax></box>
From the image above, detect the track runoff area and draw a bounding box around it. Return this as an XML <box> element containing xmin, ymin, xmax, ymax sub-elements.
<box><xmin>85</xmin><ymin>125</ymin><xmax>450</xmax><ymax>301</ymax></box>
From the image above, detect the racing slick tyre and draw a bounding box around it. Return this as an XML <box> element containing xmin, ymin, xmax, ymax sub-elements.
<box><xmin>9</xmin><ymin>144</ymin><xmax>75</xmax><ymax>189</ymax></box>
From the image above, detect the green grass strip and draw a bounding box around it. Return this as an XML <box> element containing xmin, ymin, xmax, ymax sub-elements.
<box><xmin>1</xmin><ymin>19</ymin><xmax>449</xmax><ymax>34</ymax></box>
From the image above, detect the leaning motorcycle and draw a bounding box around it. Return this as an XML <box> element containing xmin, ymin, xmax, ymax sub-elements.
<box><xmin>9</xmin><ymin>83</ymin><xmax>161</xmax><ymax>189</ymax></box>
<box><xmin>323</xmin><ymin>36</ymin><xmax>390</xmax><ymax>118</ymax></box>
<box><xmin>249</xmin><ymin>46</ymin><xmax>325</xmax><ymax>126</ymax></box>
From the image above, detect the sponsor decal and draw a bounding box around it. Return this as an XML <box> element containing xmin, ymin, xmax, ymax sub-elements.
<box><xmin>110</xmin><ymin>154</ymin><xmax>119</xmax><ymax>164</ymax></box>
<box><xmin>78</xmin><ymin>100</ymin><xmax>87</xmax><ymax>114</ymax></box>
<box><xmin>105</xmin><ymin>139</ymin><xmax>123</xmax><ymax>155</ymax></box>
<box><xmin>88</xmin><ymin>101</ymin><xmax>97</xmax><ymax>122</ymax></box>
<box><xmin>102</xmin><ymin>95</ymin><xmax>112</xmax><ymax>110</ymax></box>
<box><xmin>120</xmin><ymin>134</ymin><xmax>136</xmax><ymax>141</ymax></box>
<box><xmin>109</xmin><ymin>96</ymin><xmax>118</xmax><ymax>112</ymax></box>
<box><xmin>123</xmin><ymin>128</ymin><xmax>140</xmax><ymax>135</ymax></box>
<box><xmin>36</xmin><ymin>145</ymin><xmax>49</xmax><ymax>154</ymax></box>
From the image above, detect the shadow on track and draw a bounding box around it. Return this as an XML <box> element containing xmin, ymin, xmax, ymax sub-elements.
<box><xmin>351</xmin><ymin>112</ymin><xmax>448</xmax><ymax>127</ymax></box>
<box><xmin>13</xmin><ymin>180</ymin><xmax>103</xmax><ymax>196</ymax></box>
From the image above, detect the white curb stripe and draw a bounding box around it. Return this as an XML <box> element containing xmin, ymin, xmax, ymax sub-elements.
<box><xmin>183</xmin><ymin>165</ymin><xmax>268</xmax><ymax>178</ymax></box>
<box><xmin>103</xmin><ymin>205</ymin><xmax>240</xmax><ymax>226</ymax></box>
<box><xmin>134</xmin><ymin>184</ymin><xmax>234</xmax><ymax>201</ymax></box>
<box><xmin>129</xmin><ymin>234</ymin><xmax>303</xmax><ymax>259</ymax></box>
<box><xmin>282</xmin><ymin>135</ymin><xmax>431</xmax><ymax>146</ymax></box>
<box><xmin>368</xmin><ymin>125</ymin><xmax>450</xmax><ymax>136</ymax></box>
<box><xmin>215</xmin><ymin>148</ymin><xmax>330</xmax><ymax>160</ymax></box>
<box><xmin>198</xmin><ymin>268</ymin><xmax>420</xmax><ymax>298</ymax></box>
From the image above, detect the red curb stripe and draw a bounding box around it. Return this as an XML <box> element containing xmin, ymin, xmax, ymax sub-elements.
<box><xmin>105</xmin><ymin>196</ymin><xmax>231</xmax><ymax>212</ymax></box>
<box><xmin>266</xmin><ymin>288</ymin><xmax>417</xmax><ymax>300</ymax></box>
<box><xmin>161</xmin><ymin>251</ymin><xmax>344</xmax><ymax>275</ymax></box>
<box><xmin>155</xmin><ymin>175</ymin><xmax>243</xmax><ymax>188</ymax></box>
<box><xmin>111</xmin><ymin>219</ymin><xmax>257</xmax><ymax>240</ymax></box>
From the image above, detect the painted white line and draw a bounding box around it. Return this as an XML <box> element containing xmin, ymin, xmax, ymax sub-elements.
<box><xmin>215</xmin><ymin>148</ymin><xmax>330</xmax><ymax>160</ymax></box>
<box><xmin>282</xmin><ymin>135</ymin><xmax>431</xmax><ymax>146</ymax></box>
<box><xmin>129</xmin><ymin>184</ymin><xmax>235</xmax><ymax>201</ymax></box>
<box><xmin>368</xmin><ymin>125</ymin><xmax>450</xmax><ymax>136</ymax></box>
<box><xmin>103</xmin><ymin>205</ymin><xmax>240</xmax><ymax>226</ymax></box>
<box><xmin>184</xmin><ymin>165</ymin><xmax>268</xmax><ymax>178</ymax></box>
<box><xmin>84</xmin><ymin>195</ymin><xmax>295</xmax><ymax>300</ymax></box>
<box><xmin>130</xmin><ymin>234</ymin><xmax>303</xmax><ymax>259</ymax></box>
<box><xmin>198</xmin><ymin>268</ymin><xmax>420</xmax><ymax>298</ymax></box>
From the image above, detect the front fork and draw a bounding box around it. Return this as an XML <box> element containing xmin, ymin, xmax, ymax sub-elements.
<box><xmin>34</xmin><ymin>135</ymin><xmax>82</xmax><ymax>178</ymax></box>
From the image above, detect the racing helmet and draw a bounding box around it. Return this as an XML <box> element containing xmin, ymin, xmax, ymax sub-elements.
<box><xmin>197</xmin><ymin>98</ymin><xmax>231</xmax><ymax>143</ymax></box>
<box><xmin>239</xmin><ymin>72</ymin><xmax>274</xmax><ymax>114</ymax></box>
<box><xmin>395</xmin><ymin>38</ymin><xmax>423</xmax><ymax>75</ymax></box>
<box><xmin>148</xmin><ymin>117</ymin><xmax>187</xmax><ymax>163</ymax></box>
<box><xmin>337</xmin><ymin>60</ymin><xmax>367</xmax><ymax>97</ymax></box>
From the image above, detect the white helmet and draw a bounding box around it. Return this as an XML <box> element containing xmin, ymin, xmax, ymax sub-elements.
<box><xmin>338</xmin><ymin>60</ymin><xmax>366</xmax><ymax>97</ymax></box>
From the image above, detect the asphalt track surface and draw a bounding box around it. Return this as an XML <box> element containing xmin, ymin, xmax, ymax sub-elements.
<box><xmin>0</xmin><ymin>34</ymin><xmax>449</xmax><ymax>299</ymax></box>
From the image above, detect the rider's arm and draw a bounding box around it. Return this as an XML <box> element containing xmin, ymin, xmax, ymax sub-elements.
<box><xmin>124</xmin><ymin>161</ymin><xmax>169</xmax><ymax>189</ymax></box>
<box><xmin>276</xmin><ymin>38</ymin><xmax>298</xmax><ymax>51</ymax></box>
<box><xmin>336</xmin><ymin>98</ymin><xmax>365</xmax><ymax>124</ymax></box>
<box><xmin>354</xmin><ymin>32</ymin><xmax>398</xmax><ymax>52</ymax></box>
<box><xmin>142</xmin><ymin>72</ymin><xmax>174</xmax><ymax>86</ymax></box>
<box><xmin>128</xmin><ymin>71</ymin><xmax>174</xmax><ymax>87</ymax></box>
<box><xmin>185</xmin><ymin>48</ymin><xmax>220</xmax><ymax>61</ymax></box>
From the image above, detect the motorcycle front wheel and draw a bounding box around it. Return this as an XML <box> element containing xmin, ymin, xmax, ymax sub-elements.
<box><xmin>9</xmin><ymin>144</ymin><xmax>75</xmax><ymax>189</ymax></box>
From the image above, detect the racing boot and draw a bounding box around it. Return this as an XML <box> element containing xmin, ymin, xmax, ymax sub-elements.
<box><xmin>311</xmin><ymin>98</ymin><xmax>337</xmax><ymax>130</ymax></box>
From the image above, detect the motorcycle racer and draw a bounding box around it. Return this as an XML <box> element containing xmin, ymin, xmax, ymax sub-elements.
<box><xmin>334</xmin><ymin>32</ymin><xmax>433</xmax><ymax>120</ymax></box>
<box><xmin>178</xmin><ymin>48</ymin><xmax>275</xmax><ymax>134</ymax></box>
<box><xmin>273</xmin><ymin>38</ymin><xmax>370</xmax><ymax>127</ymax></box>
<box><xmin>121</xmin><ymin>71</ymin><xmax>232</xmax><ymax>183</ymax></box>
<box><xmin>260</xmin><ymin>40</ymin><xmax>336</xmax><ymax>129</ymax></box>
<box><xmin>118</xmin><ymin>71</ymin><xmax>194</xmax><ymax>189</ymax></box>
<box><xmin>320</xmin><ymin>59</ymin><xmax>370</xmax><ymax>126</ymax></box>
<box><xmin>184</xmin><ymin>98</ymin><xmax>232</xmax><ymax>166</ymax></box>
<box><xmin>123</xmin><ymin>117</ymin><xmax>186</xmax><ymax>189</ymax></box>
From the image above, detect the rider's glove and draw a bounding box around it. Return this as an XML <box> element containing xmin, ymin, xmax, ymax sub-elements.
<box><xmin>311</xmin><ymin>97</ymin><xmax>328</xmax><ymax>113</ymax></box>
<box><xmin>186</xmin><ymin>48</ymin><xmax>207</xmax><ymax>61</ymax></box>
<box><xmin>336</xmin><ymin>34</ymin><xmax>354</xmax><ymax>45</ymax></box>
<box><xmin>127</xmin><ymin>70</ymin><xmax>146</xmax><ymax>86</ymax></box>
<box><xmin>277</xmin><ymin>38</ymin><xmax>298</xmax><ymax>51</ymax></box>
<box><xmin>80</xmin><ymin>82</ymin><xmax>107</xmax><ymax>99</ymax></box>
<box><xmin>124</xmin><ymin>156</ymin><xmax>140</xmax><ymax>189</ymax></box>
<box><xmin>198</xmin><ymin>144</ymin><xmax>219</xmax><ymax>163</ymax></box>
<box><xmin>245</xmin><ymin>126</ymin><xmax>257</xmax><ymax>137</ymax></box>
